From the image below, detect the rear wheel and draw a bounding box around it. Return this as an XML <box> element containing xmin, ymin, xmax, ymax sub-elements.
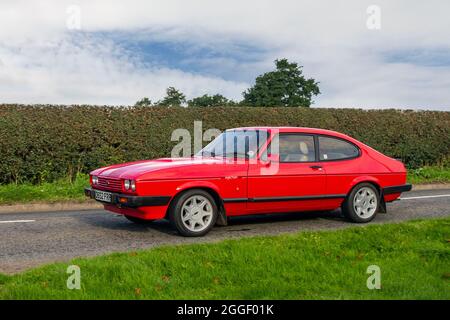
<box><xmin>342</xmin><ymin>183</ymin><xmax>379</xmax><ymax>223</ymax></box>
<box><xmin>169</xmin><ymin>189</ymin><xmax>218</xmax><ymax>237</ymax></box>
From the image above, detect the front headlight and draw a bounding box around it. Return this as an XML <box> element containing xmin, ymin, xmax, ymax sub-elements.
<box><xmin>131</xmin><ymin>180</ymin><xmax>136</xmax><ymax>191</ymax></box>
<box><xmin>124</xmin><ymin>179</ymin><xmax>130</xmax><ymax>190</ymax></box>
<box><xmin>92</xmin><ymin>176</ymin><xmax>98</xmax><ymax>185</ymax></box>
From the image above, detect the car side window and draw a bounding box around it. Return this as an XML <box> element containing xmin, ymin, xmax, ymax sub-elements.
<box><xmin>319</xmin><ymin>136</ymin><xmax>359</xmax><ymax>161</ymax></box>
<box><xmin>265</xmin><ymin>134</ymin><xmax>316</xmax><ymax>163</ymax></box>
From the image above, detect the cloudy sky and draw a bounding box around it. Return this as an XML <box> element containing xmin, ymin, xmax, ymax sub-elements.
<box><xmin>0</xmin><ymin>0</ymin><xmax>449</xmax><ymax>110</ymax></box>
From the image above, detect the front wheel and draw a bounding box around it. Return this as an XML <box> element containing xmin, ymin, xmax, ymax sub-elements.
<box><xmin>342</xmin><ymin>183</ymin><xmax>379</xmax><ymax>223</ymax></box>
<box><xmin>169</xmin><ymin>189</ymin><xmax>218</xmax><ymax>237</ymax></box>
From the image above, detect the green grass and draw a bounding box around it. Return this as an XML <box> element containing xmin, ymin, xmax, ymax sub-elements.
<box><xmin>0</xmin><ymin>166</ymin><xmax>448</xmax><ymax>206</ymax></box>
<box><xmin>1</xmin><ymin>218</ymin><xmax>449</xmax><ymax>299</ymax></box>
<box><xmin>407</xmin><ymin>166</ymin><xmax>450</xmax><ymax>185</ymax></box>
<box><xmin>0</xmin><ymin>174</ymin><xmax>89</xmax><ymax>205</ymax></box>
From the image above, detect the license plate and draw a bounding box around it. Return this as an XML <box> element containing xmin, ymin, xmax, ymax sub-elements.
<box><xmin>94</xmin><ymin>190</ymin><xmax>112</xmax><ymax>203</ymax></box>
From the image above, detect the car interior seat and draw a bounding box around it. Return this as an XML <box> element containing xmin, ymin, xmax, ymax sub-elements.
<box><xmin>299</xmin><ymin>141</ymin><xmax>310</xmax><ymax>162</ymax></box>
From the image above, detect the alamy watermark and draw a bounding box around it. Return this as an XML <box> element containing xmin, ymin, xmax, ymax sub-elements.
<box><xmin>66</xmin><ymin>5</ymin><xmax>82</xmax><ymax>30</ymax></box>
<box><xmin>170</xmin><ymin>121</ymin><xmax>280</xmax><ymax>174</ymax></box>
<box><xmin>366</xmin><ymin>265</ymin><xmax>381</xmax><ymax>289</ymax></box>
<box><xmin>67</xmin><ymin>265</ymin><xmax>81</xmax><ymax>290</ymax></box>
<box><xmin>366</xmin><ymin>5</ymin><xmax>381</xmax><ymax>30</ymax></box>
<box><xmin>171</xmin><ymin>121</ymin><xmax>221</xmax><ymax>158</ymax></box>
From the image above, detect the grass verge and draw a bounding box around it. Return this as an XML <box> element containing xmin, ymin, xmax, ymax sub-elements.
<box><xmin>0</xmin><ymin>218</ymin><xmax>449</xmax><ymax>299</ymax></box>
<box><xmin>407</xmin><ymin>166</ymin><xmax>450</xmax><ymax>185</ymax></box>
<box><xmin>0</xmin><ymin>174</ymin><xmax>88</xmax><ymax>205</ymax></box>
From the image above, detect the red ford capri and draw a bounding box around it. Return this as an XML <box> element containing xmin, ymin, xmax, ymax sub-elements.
<box><xmin>85</xmin><ymin>127</ymin><xmax>412</xmax><ymax>236</ymax></box>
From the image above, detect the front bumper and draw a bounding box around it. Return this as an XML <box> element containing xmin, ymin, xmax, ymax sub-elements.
<box><xmin>382</xmin><ymin>183</ymin><xmax>412</xmax><ymax>195</ymax></box>
<box><xmin>84</xmin><ymin>187</ymin><xmax>171</xmax><ymax>208</ymax></box>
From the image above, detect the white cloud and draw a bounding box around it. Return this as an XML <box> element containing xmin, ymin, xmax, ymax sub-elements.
<box><xmin>0</xmin><ymin>35</ymin><xmax>248</xmax><ymax>104</ymax></box>
<box><xmin>0</xmin><ymin>0</ymin><xmax>449</xmax><ymax>109</ymax></box>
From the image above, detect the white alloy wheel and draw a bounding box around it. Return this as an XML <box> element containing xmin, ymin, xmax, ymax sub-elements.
<box><xmin>180</xmin><ymin>195</ymin><xmax>214</xmax><ymax>232</ymax></box>
<box><xmin>353</xmin><ymin>187</ymin><xmax>378</xmax><ymax>219</ymax></box>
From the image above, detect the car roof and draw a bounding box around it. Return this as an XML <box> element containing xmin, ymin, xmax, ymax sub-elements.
<box><xmin>227</xmin><ymin>126</ymin><xmax>363</xmax><ymax>146</ymax></box>
<box><xmin>228</xmin><ymin>126</ymin><xmax>350</xmax><ymax>138</ymax></box>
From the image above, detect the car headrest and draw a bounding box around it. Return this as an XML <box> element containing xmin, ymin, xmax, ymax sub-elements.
<box><xmin>299</xmin><ymin>142</ymin><xmax>308</xmax><ymax>154</ymax></box>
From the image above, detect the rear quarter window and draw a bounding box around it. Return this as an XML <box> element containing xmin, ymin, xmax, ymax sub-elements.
<box><xmin>319</xmin><ymin>136</ymin><xmax>359</xmax><ymax>161</ymax></box>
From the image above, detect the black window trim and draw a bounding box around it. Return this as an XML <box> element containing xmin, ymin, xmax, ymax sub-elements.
<box><xmin>316</xmin><ymin>134</ymin><xmax>361</xmax><ymax>162</ymax></box>
<box><xmin>260</xmin><ymin>132</ymin><xmax>361</xmax><ymax>164</ymax></box>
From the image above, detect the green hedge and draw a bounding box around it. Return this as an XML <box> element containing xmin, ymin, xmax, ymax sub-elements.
<box><xmin>0</xmin><ymin>104</ymin><xmax>449</xmax><ymax>184</ymax></box>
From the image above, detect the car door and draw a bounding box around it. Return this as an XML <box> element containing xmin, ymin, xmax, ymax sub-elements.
<box><xmin>247</xmin><ymin>133</ymin><xmax>327</xmax><ymax>213</ymax></box>
<box><xmin>204</xmin><ymin>129</ymin><xmax>268</xmax><ymax>216</ymax></box>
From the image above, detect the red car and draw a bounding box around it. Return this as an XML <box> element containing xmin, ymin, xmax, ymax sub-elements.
<box><xmin>85</xmin><ymin>127</ymin><xmax>411</xmax><ymax>236</ymax></box>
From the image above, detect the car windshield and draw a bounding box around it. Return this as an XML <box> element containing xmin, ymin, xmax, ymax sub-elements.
<box><xmin>197</xmin><ymin>130</ymin><xmax>268</xmax><ymax>159</ymax></box>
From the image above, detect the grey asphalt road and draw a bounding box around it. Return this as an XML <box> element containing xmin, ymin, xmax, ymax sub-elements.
<box><xmin>1</xmin><ymin>188</ymin><xmax>449</xmax><ymax>274</ymax></box>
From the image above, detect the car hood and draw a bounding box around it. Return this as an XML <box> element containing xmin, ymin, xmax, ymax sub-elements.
<box><xmin>91</xmin><ymin>157</ymin><xmax>229</xmax><ymax>180</ymax></box>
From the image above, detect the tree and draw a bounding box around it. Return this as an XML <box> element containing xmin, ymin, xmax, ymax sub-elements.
<box><xmin>157</xmin><ymin>87</ymin><xmax>186</xmax><ymax>107</ymax></box>
<box><xmin>134</xmin><ymin>97</ymin><xmax>153</xmax><ymax>107</ymax></box>
<box><xmin>187</xmin><ymin>94</ymin><xmax>236</xmax><ymax>107</ymax></box>
<box><xmin>242</xmin><ymin>59</ymin><xmax>320</xmax><ymax>107</ymax></box>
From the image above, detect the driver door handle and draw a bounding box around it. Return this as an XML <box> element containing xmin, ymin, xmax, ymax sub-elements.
<box><xmin>310</xmin><ymin>165</ymin><xmax>323</xmax><ymax>170</ymax></box>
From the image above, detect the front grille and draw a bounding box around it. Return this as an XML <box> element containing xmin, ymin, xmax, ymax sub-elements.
<box><xmin>97</xmin><ymin>177</ymin><xmax>122</xmax><ymax>192</ymax></box>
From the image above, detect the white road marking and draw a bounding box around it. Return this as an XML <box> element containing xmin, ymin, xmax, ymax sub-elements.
<box><xmin>0</xmin><ymin>219</ymin><xmax>35</xmax><ymax>224</ymax></box>
<box><xmin>400</xmin><ymin>194</ymin><xmax>450</xmax><ymax>200</ymax></box>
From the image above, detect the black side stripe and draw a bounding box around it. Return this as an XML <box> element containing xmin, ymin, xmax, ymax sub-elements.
<box><xmin>383</xmin><ymin>184</ymin><xmax>412</xmax><ymax>195</ymax></box>
<box><xmin>223</xmin><ymin>198</ymin><xmax>249</xmax><ymax>203</ymax></box>
<box><xmin>223</xmin><ymin>194</ymin><xmax>346</xmax><ymax>203</ymax></box>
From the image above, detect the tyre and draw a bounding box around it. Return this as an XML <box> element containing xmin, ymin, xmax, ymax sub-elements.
<box><xmin>168</xmin><ymin>189</ymin><xmax>218</xmax><ymax>237</ymax></box>
<box><xmin>342</xmin><ymin>183</ymin><xmax>379</xmax><ymax>223</ymax></box>
<box><xmin>124</xmin><ymin>215</ymin><xmax>152</xmax><ymax>224</ymax></box>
